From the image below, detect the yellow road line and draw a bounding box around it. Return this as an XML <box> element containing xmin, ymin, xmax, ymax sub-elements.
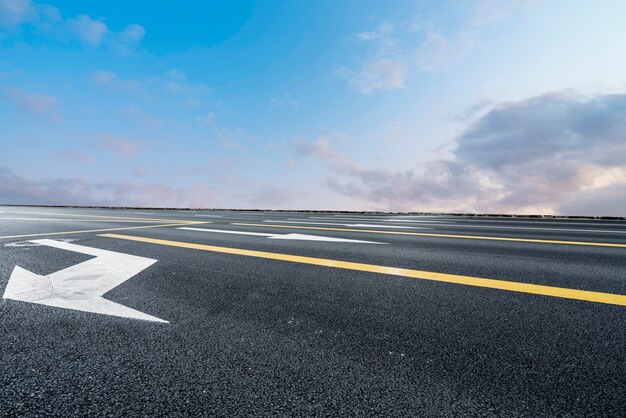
<box><xmin>233</xmin><ymin>223</ymin><xmax>626</xmax><ymax>249</ymax></box>
<box><xmin>0</xmin><ymin>222</ymin><xmax>209</xmax><ymax>240</ymax></box>
<box><xmin>100</xmin><ymin>233</ymin><xmax>626</xmax><ymax>307</ymax></box>
<box><xmin>0</xmin><ymin>210</ymin><xmax>200</xmax><ymax>224</ymax></box>
<box><xmin>0</xmin><ymin>218</ymin><xmax>169</xmax><ymax>223</ymax></box>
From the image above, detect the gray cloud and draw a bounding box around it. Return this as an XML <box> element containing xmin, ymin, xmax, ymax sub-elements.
<box><xmin>558</xmin><ymin>185</ymin><xmax>626</xmax><ymax>217</ymax></box>
<box><xmin>0</xmin><ymin>168</ymin><xmax>215</xmax><ymax>208</ymax></box>
<box><xmin>300</xmin><ymin>90</ymin><xmax>626</xmax><ymax>215</ymax></box>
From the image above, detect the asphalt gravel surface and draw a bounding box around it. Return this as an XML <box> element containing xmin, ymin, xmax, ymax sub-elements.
<box><xmin>0</xmin><ymin>206</ymin><xmax>624</xmax><ymax>416</ymax></box>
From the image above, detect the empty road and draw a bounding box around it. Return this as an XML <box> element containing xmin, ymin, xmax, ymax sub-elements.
<box><xmin>1</xmin><ymin>206</ymin><xmax>624</xmax><ymax>416</ymax></box>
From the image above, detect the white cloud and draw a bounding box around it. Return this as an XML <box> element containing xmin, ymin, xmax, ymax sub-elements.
<box><xmin>1</xmin><ymin>1</ymin><xmax>144</xmax><ymax>51</ymax></box>
<box><xmin>89</xmin><ymin>70</ymin><xmax>141</xmax><ymax>92</ymax></box>
<box><xmin>345</xmin><ymin>58</ymin><xmax>409</xmax><ymax>94</ymax></box>
<box><xmin>90</xmin><ymin>69</ymin><xmax>116</xmax><ymax>85</ymax></box>
<box><xmin>111</xmin><ymin>23</ymin><xmax>145</xmax><ymax>55</ymax></box>
<box><xmin>118</xmin><ymin>23</ymin><xmax>144</xmax><ymax>44</ymax></box>
<box><xmin>293</xmin><ymin>132</ymin><xmax>357</xmax><ymax>173</ymax></box>
<box><xmin>5</xmin><ymin>87</ymin><xmax>56</xmax><ymax>116</ymax></box>
<box><xmin>68</xmin><ymin>14</ymin><xmax>108</xmax><ymax>45</ymax></box>
<box><xmin>355</xmin><ymin>22</ymin><xmax>394</xmax><ymax>42</ymax></box>
<box><xmin>342</xmin><ymin>2</ymin><xmax>538</xmax><ymax>92</ymax></box>
<box><xmin>0</xmin><ymin>0</ymin><xmax>36</xmax><ymax>27</ymax></box>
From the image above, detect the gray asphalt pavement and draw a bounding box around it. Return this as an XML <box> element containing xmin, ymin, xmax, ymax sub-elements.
<box><xmin>1</xmin><ymin>206</ymin><xmax>625</xmax><ymax>416</ymax></box>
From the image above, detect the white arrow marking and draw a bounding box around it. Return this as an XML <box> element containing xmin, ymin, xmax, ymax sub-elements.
<box><xmin>178</xmin><ymin>227</ymin><xmax>386</xmax><ymax>244</ymax></box>
<box><xmin>3</xmin><ymin>239</ymin><xmax>166</xmax><ymax>323</ymax></box>
<box><xmin>263</xmin><ymin>220</ymin><xmax>431</xmax><ymax>229</ymax></box>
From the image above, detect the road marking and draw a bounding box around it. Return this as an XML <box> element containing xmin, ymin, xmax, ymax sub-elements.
<box><xmin>181</xmin><ymin>227</ymin><xmax>274</xmax><ymax>237</ymax></box>
<box><xmin>0</xmin><ymin>218</ymin><xmax>156</xmax><ymax>223</ymax></box>
<box><xmin>3</xmin><ymin>239</ymin><xmax>166</xmax><ymax>322</ymax></box>
<box><xmin>178</xmin><ymin>227</ymin><xmax>386</xmax><ymax>244</ymax></box>
<box><xmin>307</xmin><ymin>216</ymin><xmax>449</xmax><ymax>223</ymax></box>
<box><xmin>232</xmin><ymin>223</ymin><xmax>626</xmax><ymax>249</ymax></box>
<box><xmin>0</xmin><ymin>221</ymin><xmax>209</xmax><ymax>240</ymax></box>
<box><xmin>0</xmin><ymin>210</ymin><xmax>199</xmax><ymax>224</ymax></box>
<box><xmin>100</xmin><ymin>233</ymin><xmax>626</xmax><ymax>307</ymax></box>
<box><xmin>4</xmin><ymin>238</ymin><xmax>77</xmax><ymax>247</ymax></box>
<box><xmin>325</xmin><ymin>215</ymin><xmax>626</xmax><ymax>227</ymax></box>
<box><xmin>268</xmin><ymin>219</ymin><xmax>626</xmax><ymax>234</ymax></box>
<box><xmin>383</xmin><ymin>220</ymin><xmax>626</xmax><ymax>234</ymax></box>
<box><xmin>265</xmin><ymin>220</ymin><xmax>430</xmax><ymax>229</ymax></box>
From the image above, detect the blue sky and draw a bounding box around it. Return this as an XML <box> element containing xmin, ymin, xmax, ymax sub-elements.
<box><xmin>2</xmin><ymin>0</ymin><xmax>626</xmax><ymax>215</ymax></box>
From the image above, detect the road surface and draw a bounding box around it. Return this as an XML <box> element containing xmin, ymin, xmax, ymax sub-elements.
<box><xmin>1</xmin><ymin>206</ymin><xmax>624</xmax><ymax>416</ymax></box>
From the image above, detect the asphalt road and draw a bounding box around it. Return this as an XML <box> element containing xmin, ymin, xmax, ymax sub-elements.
<box><xmin>0</xmin><ymin>206</ymin><xmax>624</xmax><ymax>416</ymax></box>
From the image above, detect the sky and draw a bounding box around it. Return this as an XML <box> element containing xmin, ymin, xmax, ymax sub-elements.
<box><xmin>1</xmin><ymin>0</ymin><xmax>626</xmax><ymax>215</ymax></box>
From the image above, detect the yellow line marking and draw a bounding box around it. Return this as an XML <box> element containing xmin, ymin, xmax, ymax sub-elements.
<box><xmin>100</xmin><ymin>233</ymin><xmax>626</xmax><ymax>307</ymax></box>
<box><xmin>0</xmin><ymin>222</ymin><xmax>209</xmax><ymax>240</ymax></box>
<box><xmin>0</xmin><ymin>218</ymin><xmax>169</xmax><ymax>223</ymax></box>
<box><xmin>0</xmin><ymin>210</ymin><xmax>200</xmax><ymax>224</ymax></box>
<box><xmin>233</xmin><ymin>223</ymin><xmax>626</xmax><ymax>249</ymax></box>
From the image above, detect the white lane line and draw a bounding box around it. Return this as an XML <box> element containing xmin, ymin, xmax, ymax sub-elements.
<box><xmin>382</xmin><ymin>220</ymin><xmax>626</xmax><ymax>234</ymax></box>
<box><xmin>263</xmin><ymin>220</ymin><xmax>431</xmax><ymax>229</ymax></box>
<box><xmin>178</xmin><ymin>227</ymin><xmax>386</xmax><ymax>244</ymax></box>
<box><xmin>315</xmin><ymin>216</ymin><xmax>391</xmax><ymax>221</ymax></box>
<box><xmin>330</xmin><ymin>214</ymin><xmax>626</xmax><ymax>226</ymax></box>
<box><xmin>306</xmin><ymin>216</ymin><xmax>450</xmax><ymax>223</ymax></box>
<box><xmin>181</xmin><ymin>228</ymin><xmax>275</xmax><ymax>237</ymax></box>
<box><xmin>266</xmin><ymin>220</ymin><xmax>626</xmax><ymax>235</ymax></box>
<box><xmin>3</xmin><ymin>239</ymin><xmax>165</xmax><ymax>322</ymax></box>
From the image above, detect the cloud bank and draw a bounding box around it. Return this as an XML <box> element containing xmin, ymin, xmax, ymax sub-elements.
<box><xmin>300</xmin><ymin>90</ymin><xmax>626</xmax><ymax>216</ymax></box>
<box><xmin>0</xmin><ymin>0</ymin><xmax>144</xmax><ymax>50</ymax></box>
<box><xmin>0</xmin><ymin>168</ymin><xmax>215</xmax><ymax>208</ymax></box>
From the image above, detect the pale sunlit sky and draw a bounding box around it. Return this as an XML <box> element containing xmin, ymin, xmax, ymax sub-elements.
<box><xmin>2</xmin><ymin>0</ymin><xmax>626</xmax><ymax>215</ymax></box>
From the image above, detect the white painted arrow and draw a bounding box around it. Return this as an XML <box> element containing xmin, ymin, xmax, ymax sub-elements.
<box><xmin>3</xmin><ymin>239</ymin><xmax>165</xmax><ymax>323</ymax></box>
<box><xmin>178</xmin><ymin>227</ymin><xmax>386</xmax><ymax>244</ymax></box>
<box><xmin>263</xmin><ymin>220</ymin><xmax>431</xmax><ymax>229</ymax></box>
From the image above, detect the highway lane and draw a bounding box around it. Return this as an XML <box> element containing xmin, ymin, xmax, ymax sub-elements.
<box><xmin>0</xmin><ymin>206</ymin><xmax>625</xmax><ymax>416</ymax></box>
